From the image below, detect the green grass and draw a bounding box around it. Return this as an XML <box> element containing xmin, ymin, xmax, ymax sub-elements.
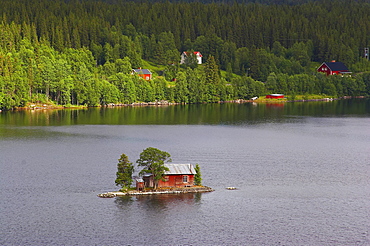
<box><xmin>141</xmin><ymin>60</ymin><xmax>166</xmax><ymax>76</ymax></box>
<box><xmin>255</xmin><ymin>94</ymin><xmax>334</xmax><ymax>103</ymax></box>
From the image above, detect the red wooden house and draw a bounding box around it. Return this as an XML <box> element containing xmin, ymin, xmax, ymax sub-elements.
<box><xmin>142</xmin><ymin>164</ymin><xmax>196</xmax><ymax>188</ymax></box>
<box><xmin>266</xmin><ymin>94</ymin><xmax>284</xmax><ymax>99</ymax></box>
<box><xmin>317</xmin><ymin>61</ymin><xmax>351</xmax><ymax>76</ymax></box>
<box><xmin>131</xmin><ymin>68</ymin><xmax>152</xmax><ymax>80</ymax></box>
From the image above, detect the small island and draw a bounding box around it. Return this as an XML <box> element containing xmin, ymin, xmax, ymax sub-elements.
<box><xmin>98</xmin><ymin>147</ymin><xmax>214</xmax><ymax>198</ymax></box>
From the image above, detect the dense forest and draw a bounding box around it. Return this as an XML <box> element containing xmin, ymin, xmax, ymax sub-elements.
<box><xmin>1</xmin><ymin>0</ymin><xmax>370</xmax><ymax>110</ymax></box>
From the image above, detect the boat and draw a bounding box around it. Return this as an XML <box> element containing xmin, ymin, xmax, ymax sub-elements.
<box><xmin>226</xmin><ymin>187</ymin><xmax>237</xmax><ymax>190</ymax></box>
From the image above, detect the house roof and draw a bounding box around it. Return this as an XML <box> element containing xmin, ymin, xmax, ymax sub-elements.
<box><xmin>182</xmin><ymin>51</ymin><xmax>202</xmax><ymax>57</ymax></box>
<box><xmin>164</xmin><ymin>164</ymin><xmax>196</xmax><ymax>175</ymax></box>
<box><xmin>132</xmin><ymin>68</ymin><xmax>152</xmax><ymax>75</ymax></box>
<box><xmin>323</xmin><ymin>62</ymin><xmax>349</xmax><ymax>71</ymax></box>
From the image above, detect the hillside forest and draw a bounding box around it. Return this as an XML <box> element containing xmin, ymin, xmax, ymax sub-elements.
<box><xmin>1</xmin><ymin>0</ymin><xmax>370</xmax><ymax>110</ymax></box>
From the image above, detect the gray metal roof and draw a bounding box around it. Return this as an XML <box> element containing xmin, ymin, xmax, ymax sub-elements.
<box><xmin>164</xmin><ymin>164</ymin><xmax>196</xmax><ymax>175</ymax></box>
<box><xmin>132</xmin><ymin>69</ymin><xmax>152</xmax><ymax>74</ymax></box>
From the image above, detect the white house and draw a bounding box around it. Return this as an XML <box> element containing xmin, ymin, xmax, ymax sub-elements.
<box><xmin>180</xmin><ymin>51</ymin><xmax>202</xmax><ymax>65</ymax></box>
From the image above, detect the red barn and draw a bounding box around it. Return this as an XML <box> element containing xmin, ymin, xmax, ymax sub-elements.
<box><xmin>132</xmin><ymin>68</ymin><xmax>152</xmax><ymax>80</ymax></box>
<box><xmin>266</xmin><ymin>94</ymin><xmax>284</xmax><ymax>99</ymax></box>
<box><xmin>142</xmin><ymin>164</ymin><xmax>196</xmax><ymax>188</ymax></box>
<box><xmin>317</xmin><ymin>61</ymin><xmax>351</xmax><ymax>76</ymax></box>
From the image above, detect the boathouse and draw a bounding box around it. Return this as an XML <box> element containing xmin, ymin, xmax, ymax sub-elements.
<box><xmin>317</xmin><ymin>61</ymin><xmax>351</xmax><ymax>76</ymax></box>
<box><xmin>266</xmin><ymin>94</ymin><xmax>284</xmax><ymax>99</ymax></box>
<box><xmin>142</xmin><ymin>164</ymin><xmax>196</xmax><ymax>188</ymax></box>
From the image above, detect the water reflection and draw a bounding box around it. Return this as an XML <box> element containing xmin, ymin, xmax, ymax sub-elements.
<box><xmin>114</xmin><ymin>196</ymin><xmax>135</xmax><ymax>209</ymax></box>
<box><xmin>0</xmin><ymin>99</ymin><xmax>368</xmax><ymax>127</ymax></box>
<box><xmin>115</xmin><ymin>193</ymin><xmax>202</xmax><ymax>211</ymax></box>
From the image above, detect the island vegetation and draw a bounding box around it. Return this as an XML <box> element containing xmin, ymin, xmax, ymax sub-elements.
<box><xmin>1</xmin><ymin>0</ymin><xmax>370</xmax><ymax>110</ymax></box>
<box><xmin>113</xmin><ymin>147</ymin><xmax>207</xmax><ymax>195</ymax></box>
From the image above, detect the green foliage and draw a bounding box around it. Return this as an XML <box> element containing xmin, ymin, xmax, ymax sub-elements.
<box><xmin>136</xmin><ymin>147</ymin><xmax>171</xmax><ymax>189</ymax></box>
<box><xmin>115</xmin><ymin>153</ymin><xmax>134</xmax><ymax>189</ymax></box>
<box><xmin>194</xmin><ymin>164</ymin><xmax>202</xmax><ymax>186</ymax></box>
<box><xmin>0</xmin><ymin>0</ymin><xmax>370</xmax><ymax>110</ymax></box>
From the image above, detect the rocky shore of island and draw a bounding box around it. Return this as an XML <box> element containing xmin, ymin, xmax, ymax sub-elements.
<box><xmin>98</xmin><ymin>186</ymin><xmax>214</xmax><ymax>198</ymax></box>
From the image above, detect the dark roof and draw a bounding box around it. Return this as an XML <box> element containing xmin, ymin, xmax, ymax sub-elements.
<box><xmin>325</xmin><ymin>62</ymin><xmax>349</xmax><ymax>71</ymax></box>
<box><xmin>132</xmin><ymin>69</ymin><xmax>152</xmax><ymax>74</ymax></box>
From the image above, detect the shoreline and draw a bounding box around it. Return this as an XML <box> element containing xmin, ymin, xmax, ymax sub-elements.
<box><xmin>3</xmin><ymin>96</ymin><xmax>367</xmax><ymax>112</ymax></box>
<box><xmin>98</xmin><ymin>186</ymin><xmax>214</xmax><ymax>198</ymax></box>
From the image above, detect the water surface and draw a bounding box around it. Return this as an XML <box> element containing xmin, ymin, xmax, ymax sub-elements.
<box><xmin>1</xmin><ymin>99</ymin><xmax>369</xmax><ymax>245</ymax></box>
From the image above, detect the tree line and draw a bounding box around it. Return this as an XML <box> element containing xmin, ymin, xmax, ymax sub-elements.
<box><xmin>1</xmin><ymin>0</ymin><xmax>370</xmax><ymax>110</ymax></box>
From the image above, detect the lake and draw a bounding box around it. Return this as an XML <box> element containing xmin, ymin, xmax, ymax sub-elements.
<box><xmin>1</xmin><ymin>99</ymin><xmax>369</xmax><ymax>245</ymax></box>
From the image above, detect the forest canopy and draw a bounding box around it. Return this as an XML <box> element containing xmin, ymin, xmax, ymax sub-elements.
<box><xmin>0</xmin><ymin>0</ymin><xmax>370</xmax><ymax>109</ymax></box>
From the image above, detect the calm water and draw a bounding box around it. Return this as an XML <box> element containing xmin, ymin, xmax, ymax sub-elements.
<box><xmin>1</xmin><ymin>99</ymin><xmax>369</xmax><ymax>245</ymax></box>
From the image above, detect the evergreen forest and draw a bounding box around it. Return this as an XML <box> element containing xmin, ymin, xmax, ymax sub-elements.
<box><xmin>1</xmin><ymin>0</ymin><xmax>370</xmax><ymax>110</ymax></box>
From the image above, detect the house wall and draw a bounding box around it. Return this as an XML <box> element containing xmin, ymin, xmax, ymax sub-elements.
<box><xmin>158</xmin><ymin>174</ymin><xmax>194</xmax><ymax>188</ymax></box>
<box><xmin>137</xmin><ymin>74</ymin><xmax>151</xmax><ymax>80</ymax></box>
<box><xmin>136</xmin><ymin>182</ymin><xmax>145</xmax><ymax>191</ymax></box>
<box><xmin>180</xmin><ymin>53</ymin><xmax>186</xmax><ymax>64</ymax></box>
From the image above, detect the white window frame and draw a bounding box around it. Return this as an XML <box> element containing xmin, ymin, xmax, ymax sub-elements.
<box><xmin>182</xmin><ymin>175</ymin><xmax>188</xmax><ymax>183</ymax></box>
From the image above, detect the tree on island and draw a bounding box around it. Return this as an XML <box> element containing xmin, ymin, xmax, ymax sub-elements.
<box><xmin>115</xmin><ymin>153</ymin><xmax>134</xmax><ymax>190</ymax></box>
<box><xmin>136</xmin><ymin>147</ymin><xmax>172</xmax><ymax>190</ymax></box>
<box><xmin>194</xmin><ymin>164</ymin><xmax>202</xmax><ymax>186</ymax></box>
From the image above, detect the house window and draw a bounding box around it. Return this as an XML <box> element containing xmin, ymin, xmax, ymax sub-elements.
<box><xmin>182</xmin><ymin>175</ymin><xmax>188</xmax><ymax>183</ymax></box>
<box><xmin>164</xmin><ymin>176</ymin><xmax>169</xmax><ymax>182</ymax></box>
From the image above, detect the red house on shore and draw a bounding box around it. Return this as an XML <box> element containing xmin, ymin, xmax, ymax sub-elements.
<box><xmin>317</xmin><ymin>61</ymin><xmax>351</xmax><ymax>76</ymax></box>
<box><xmin>131</xmin><ymin>68</ymin><xmax>152</xmax><ymax>80</ymax></box>
<box><xmin>142</xmin><ymin>164</ymin><xmax>196</xmax><ymax>188</ymax></box>
<box><xmin>266</xmin><ymin>94</ymin><xmax>284</xmax><ymax>99</ymax></box>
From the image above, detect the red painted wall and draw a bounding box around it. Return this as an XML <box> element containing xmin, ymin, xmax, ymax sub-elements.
<box><xmin>266</xmin><ymin>94</ymin><xmax>284</xmax><ymax>99</ymax></box>
<box><xmin>158</xmin><ymin>174</ymin><xmax>195</xmax><ymax>187</ymax></box>
<box><xmin>137</xmin><ymin>74</ymin><xmax>152</xmax><ymax>80</ymax></box>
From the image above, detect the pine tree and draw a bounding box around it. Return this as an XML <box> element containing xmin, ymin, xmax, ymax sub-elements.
<box><xmin>194</xmin><ymin>164</ymin><xmax>202</xmax><ymax>186</ymax></box>
<box><xmin>115</xmin><ymin>153</ymin><xmax>134</xmax><ymax>190</ymax></box>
